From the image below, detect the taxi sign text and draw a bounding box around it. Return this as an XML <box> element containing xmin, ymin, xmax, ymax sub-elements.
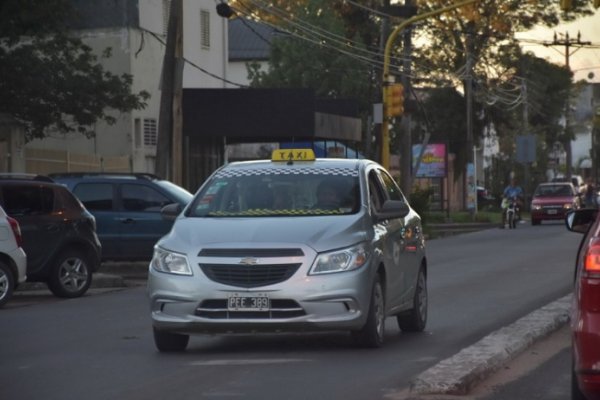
<box><xmin>272</xmin><ymin>149</ymin><xmax>316</xmax><ymax>162</ymax></box>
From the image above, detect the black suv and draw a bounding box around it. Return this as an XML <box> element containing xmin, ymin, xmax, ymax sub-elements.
<box><xmin>0</xmin><ymin>174</ymin><xmax>101</xmax><ymax>298</ymax></box>
<box><xmin>50</xmin><ymin>173</ymin><xmax>193</xmax><ymax>261</ymax></box>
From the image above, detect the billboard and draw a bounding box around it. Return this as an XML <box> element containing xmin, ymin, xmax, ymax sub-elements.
<box><xmin>412</xmin><ymin>143</ymin><xmax>447</xmax><ymax>178</ymax></box>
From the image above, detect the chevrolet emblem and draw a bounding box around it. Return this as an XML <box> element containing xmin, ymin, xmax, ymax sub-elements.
<box><xmin>239</xmin><ymin>257</ymin><xmax>259</xmax><ymax>266</ymax></box>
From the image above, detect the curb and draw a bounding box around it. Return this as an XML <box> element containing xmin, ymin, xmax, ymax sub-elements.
<box><xmin>17</xmin><ymin>272</ymin><xmax>128</xmax><ymax>292</ymax></box>
<box><xmin>409</xmin><ymin>294</ymin><xmax>571</xmax><ymax>395</ymax></box>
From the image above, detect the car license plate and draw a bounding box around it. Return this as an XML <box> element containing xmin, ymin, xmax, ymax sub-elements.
<box><xmin>228</xmin><ymin>293</ymin><xmax>269</xmax><ymax>311</ymax></box>
<box><xmin>547</xmin><ymin>209</ymin><xmax>558</xmax><ymax>215</ymax></box>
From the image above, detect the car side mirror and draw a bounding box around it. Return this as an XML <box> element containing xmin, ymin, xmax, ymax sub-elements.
<box><xmin>565</xmin><ymin>209</ymin><xmax>597</xmax><ymax>234</ymax></box>
<box><xmin>376</xmin><ymin>200</ymin><xmax>410</xmax><ymax>221</ymax></box>
<box><xmin>161</xmin><ymin>203</ymin><xmax>182</xmax><ymax>221</ymax></box>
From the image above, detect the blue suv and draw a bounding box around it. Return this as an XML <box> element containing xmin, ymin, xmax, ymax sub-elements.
<box><xmin>51</xmin><ymin>173</ymin><xmax>193</xmax><ymax>262</ymax></box>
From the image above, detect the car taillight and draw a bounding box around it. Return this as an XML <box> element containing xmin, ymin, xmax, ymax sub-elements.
<box><xmin>584</xmin><ymin>239</ymin><xmax>600</xmax><ymax>276</ymax></box>
<box><xmin>7</xmin><ymin>216</ymin><xmax>23</xmax><ymax>248</ymax></box>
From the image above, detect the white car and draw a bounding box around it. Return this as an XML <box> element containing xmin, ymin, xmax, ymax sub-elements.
<box><xmin>0</xmin><ymin>205</ymin><xmax>27</xmax><ymax>308</ymax></box>
<box><xmin>147</xmin><ymin>149</ymin><xmax>427</xmax><ymax>352</ymax></box>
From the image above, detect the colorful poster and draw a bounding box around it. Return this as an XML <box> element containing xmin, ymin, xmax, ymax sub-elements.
<box><xmin>412</xmin><ymin>144</ymin><xmax>447</xmax><ymax>178</ymax></box>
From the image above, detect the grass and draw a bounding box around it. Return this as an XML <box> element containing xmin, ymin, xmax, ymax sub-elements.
<box><xmin>425</xmin><ymin>210</ymin><xmax>503</xmax><ymax>224</ymax></box>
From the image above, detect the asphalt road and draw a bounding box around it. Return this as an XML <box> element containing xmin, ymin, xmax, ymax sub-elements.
<box><xmin>0</xmin><ymin>221</ymin><xmax>580</xmax><ymax>400</ymax></box>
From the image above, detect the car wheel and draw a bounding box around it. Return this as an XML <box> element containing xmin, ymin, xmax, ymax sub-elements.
<box><xmin>352</xmin><ymin>275</ymin><xmax>385</xmax><ymax>348</ymax></box>
<box><xmin>47</xmin><ymin>249</ymin><xmax>92</xmax><ymax>298</ymax></box>
<box><xmin>397</xmin><ymin>267</ymin><xmax>428</xmax><ymax>332</ymax></box>
<box><xmin>0</xmin><ymin>261</ymin><xmax>15</xmax><ymax>308</ymax></box>
<box><xmin>153</xmin><ymin>328</ymin><xmax>189</xmax><ymax>352</ymax></box>
<box><xmin>531</xmin><ymin>218</ymin><xmax>540</xmax><ymax>226</ymax></box>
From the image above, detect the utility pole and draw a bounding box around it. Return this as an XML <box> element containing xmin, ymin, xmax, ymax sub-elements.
<box><xmin>464</xmin><ymin>24</ymin><xmax>475</xmax><ymax>213</ymax></box>
<box><xmin>399</xmin><ymin>0</ymin><xmax>413</xmax><ymax>198</ymax></box>
<box><xmin>543</xmin><ymin>31</ymin><xmax>591</xmax><ymax>181</ymax></box>
<box><xmin>156</xmin><ymin>0</ymin><xmax>183</xmax><ymax>183</ymax></box>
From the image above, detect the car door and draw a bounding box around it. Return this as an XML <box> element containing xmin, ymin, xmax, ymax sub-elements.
<box><xmin>117</xmin><ymin>183</ymin><xmax>174</xmax><ymax>260</ymax></box>
<box><xmin>0</xmin><ymin>184</ymin><xmax>63</xmax><ymax>276</ymax></box>
<box><xmin>71</xmin><ymin>182</ymin><xmax>120</xmax><ymax>259</ymax></box>
<box><xmin>375</xmin><ymin>169</ymin><xmax>417</xmax><ymax>310</ymax></box>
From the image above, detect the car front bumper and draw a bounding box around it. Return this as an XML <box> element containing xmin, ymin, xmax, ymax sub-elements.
<box><xmin>147</xmin><ymin>260</ymin><xmax>374</xmax><ymax>335</ymax></box>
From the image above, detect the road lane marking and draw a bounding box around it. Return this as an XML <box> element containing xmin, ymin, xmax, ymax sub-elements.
<box><xmin>189</xmin><ymin>358</ymin><xmax>312</xmax><ymax>366</ymax></box>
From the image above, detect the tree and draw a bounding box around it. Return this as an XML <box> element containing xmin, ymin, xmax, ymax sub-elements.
<box><xmin>0</xmin><ymin>0</ymin><xmax>149</xmax><ymax>141</ymax></box>
<box><xmin>245</xmin><ymin>0</ymin><xmax>375</xmax><ymax>152</ymax></box>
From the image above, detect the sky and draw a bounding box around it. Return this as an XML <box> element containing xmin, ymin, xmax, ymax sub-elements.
<box><xmin>516</xmin><ymin>10</ymin><xmax>600</xmax><ymax>82</ymax></box>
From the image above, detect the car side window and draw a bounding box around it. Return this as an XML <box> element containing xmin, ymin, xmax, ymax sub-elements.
<box><xmin>73</xmin><ymin>183</ymin><xmax>114</xmax><ymax>211</ymax></box>
<box><xmin>121</xmin><ymin>184</ymin><xmax>171</xmax><ymax>212</ymax></box>
<box><xmin>1</xmin><ymin>185</ymin><xmax>54</xmax><ymax>216</ymax></box>
<box><xmin>368</xmin><ymin>171</ymin><xmax>385</xmax><ymax>212</ymax></box>
<box><xmin>377</xmin><ymin>169</ymin><xmax>406</xmax><ymax>202</ymax></box>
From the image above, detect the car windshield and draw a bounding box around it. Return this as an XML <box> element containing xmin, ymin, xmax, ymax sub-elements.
<box><xmin>534</xmin><ymin>185</ymin><xmax>573</xmax><ymax>197</ymax></box>
<box><xmin>187</xmin><ymin>166</ymin><xmax>360</xmax><ymax>217</ymax></box>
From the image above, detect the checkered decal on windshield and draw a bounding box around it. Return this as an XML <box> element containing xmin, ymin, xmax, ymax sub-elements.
<box><xmin>214</xmin><ymin>167</ymin><xmax>358</xmax><ymax>179</ymax></box>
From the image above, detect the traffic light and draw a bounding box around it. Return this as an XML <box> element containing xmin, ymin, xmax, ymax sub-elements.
<box><xmin>560</xmin><ymin>0</ymin><xmax>572</xmax><ymax>11</ymax></box>
<box><xmin>385</xmin><ymin>83</ymin><xmax>404</xmax><ymax>118</ymax></box>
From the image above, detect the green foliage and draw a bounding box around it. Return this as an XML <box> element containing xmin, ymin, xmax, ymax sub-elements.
<box><xmin>0</xmin><ymin>0</ymin><xmax>150</xmax><ymax>140</ymax></box>
<box><xmin>246</xmin><ymin>0</ymin><xmax>374</xmax><ymax>115</ymax></box>
<box><xmin>409</xmin><ymin>186</ymin><xmax>434</xmax><ymax>225</ymax></box>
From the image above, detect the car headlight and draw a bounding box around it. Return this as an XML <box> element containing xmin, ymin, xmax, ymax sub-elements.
<box><xmin>151</xmin><ymin>247</ymin><xmax>192</xmax><ymax>276</ymax></box>
<box><xmin>310</xmin><ymin>243</ymin><xmax>369</xmax><ymax>275</ymax></box>
<box><xmin>563</xmin><ymin>203</ymin><xmax>573</xmax><ymax>210</ymax></box>
<box><xmin>531</xmin><ymin>204</ymin><xmax>541</xmax><ymax>210</ymax></box>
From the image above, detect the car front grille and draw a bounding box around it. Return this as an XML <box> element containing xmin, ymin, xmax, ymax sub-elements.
<box><xmin>199</xmin><ymin>263</ymin><xmax>301</xmax><ymax>288</ymax></box>
<box><xmin>195</xmin><ymin>299</ymin><xmax>305</xmax><ymax>319</ymax></box>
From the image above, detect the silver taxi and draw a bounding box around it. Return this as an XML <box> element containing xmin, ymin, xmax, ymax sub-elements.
<box><xmin>147</xmin><ymin>149</ymin><xmax>427</xmax><ymax>352</ymax></box>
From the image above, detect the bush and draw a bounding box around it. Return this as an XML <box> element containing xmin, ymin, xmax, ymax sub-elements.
<box><xmin>410</xmin><ymin>186</ymin><xmax>434</xmax><ymax>225</ymax></box>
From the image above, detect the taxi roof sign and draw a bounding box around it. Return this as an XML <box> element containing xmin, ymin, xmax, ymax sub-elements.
<box><xmin>272</xmin><ymin>149</ymin><xmax>316</xmax><ymax>162</ymax></box>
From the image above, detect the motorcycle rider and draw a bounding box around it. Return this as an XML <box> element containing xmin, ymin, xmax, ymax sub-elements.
<box><xmin>502</xmin><ymin>178</ymin><xmax>524</xmax><ymax>227</ymax></box>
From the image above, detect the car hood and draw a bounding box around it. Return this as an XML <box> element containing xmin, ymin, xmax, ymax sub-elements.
<box><xmin>532</xmin><ymin>196</ymin><xmax>575</xmax><ymax>205</ymax></box>
<box><xmin>159</xmin><ymin>215</ymin><xmax>369</xmax><ymax>254</ymax></box>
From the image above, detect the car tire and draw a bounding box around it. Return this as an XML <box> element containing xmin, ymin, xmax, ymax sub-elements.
<box><xmin>47</xmin><ymin>249</ymin><xmax>92</xmax><ymax>298</ymax></box>
<box><xmin>352</xmin><ymin>275</ymin><xmax>385</xmax><ymax>348</ymax></box>
<box><xmin>397</xmin><ymin>267</ymin><xmax>428</xmax><ymax>332</ymax></box>
<box><xmin>0</xmin><ymin>261</ymin><xmax>15</xmax><ymax>308</ymax></box>
<box><xmin>531</xmin><ymin>218</ymin><xmax>540</xmax><ymax>226</ymax></box>
<box><xmin>153</xmin><ymin>328</ymin><xmax>189</xmax><ymax>352</ymax></box>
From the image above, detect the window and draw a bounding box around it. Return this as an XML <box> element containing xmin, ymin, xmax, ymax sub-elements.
<box><xmin>73</xmin><ymin>183</ymin><xmax>114</xmax><ymax>211</ymax></box>
<box><xmin>144</xmin><ymin>118</ymin><xmax>157</xmax><ymax>146</ymax></box>
<box><xmin>121</xmin><ymin>184</ymin><xmax>171</xmax><ymax>212</ymax></box>
<box><xmin>200</xmin><ymin>9</ymin><xmax>210</xmax><ymax>49</ymax></box>
<box><xmin>162</xmin><ymin>0</ymin><xmax>171</xmax><ymax>36</ymax></box>
<box><xmin>378</xmin><ymin>170</ymin><xmax>405</xmax><ymax>201</ymax></box>
<box><xmin>1</xmin><ymin>186</ymin><xmax>54</xmax><ymax>216</ymax></box>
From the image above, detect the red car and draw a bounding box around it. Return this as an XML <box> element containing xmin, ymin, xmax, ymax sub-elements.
<box><xmin>566</xmin><ymin>208</ymin><xmax>600</xmax><ymax>400</ymax></box>
<box><xmin>531</xmin><ymin>182</ymin><xmax>581</xmax><ymax>225</ymax></box>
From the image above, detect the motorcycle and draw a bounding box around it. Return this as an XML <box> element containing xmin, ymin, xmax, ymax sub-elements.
<box><xmin>502</xmin><ymin>196</ymin><xmax>519</xmax><ymax>229</ymax></box>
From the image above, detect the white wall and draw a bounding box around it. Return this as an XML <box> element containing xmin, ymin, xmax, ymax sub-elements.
<box><xmin>24</xmin><ymin>0</ymin><xmax>231</xmax><ymax>174</ymax></box>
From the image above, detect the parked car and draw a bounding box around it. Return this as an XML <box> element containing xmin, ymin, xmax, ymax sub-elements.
<box><xmin>50</xmin><ymin>173</ymin><xmax>193</xmax><ymax>261</ymax></box>
<box><xmin>147</xmin><ymin>149</ymin><xmax>428</xmax><ymax>352</ymax></box>
<box><xmin>565</xmin><ymin>208</ymin><xmax>600</xmax><ymax>400</ymax></box>
<box><xmin>530</xmin><ymin>182</ymin><xmax>581</xmax><ymax>225</ymax></box>
<box><xmin>0</xmin><ymin>174</ymin><xmax>101</xmax><ymax>298</ymax></box>
<box><xmin>0</xmin><ymin>205</ymin><xmax>27</xmax><ymax>308</ymax></box>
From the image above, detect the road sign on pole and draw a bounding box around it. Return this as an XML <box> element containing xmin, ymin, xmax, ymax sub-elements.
<box><xmin>516</xmin><ymin>135</ymin><xmax>536</xmax><ymax>164</ymax></box>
